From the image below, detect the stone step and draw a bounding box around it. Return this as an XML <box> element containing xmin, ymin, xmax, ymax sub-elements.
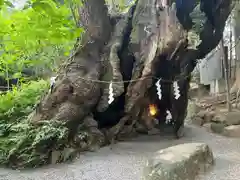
<box><xmin>223</xmin><ymin>125</ymin><xmax>240</xmax><ymax>137</ymax></box>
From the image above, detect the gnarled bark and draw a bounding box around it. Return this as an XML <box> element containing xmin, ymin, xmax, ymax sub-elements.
<box><xmin>24</xmin><ymin>0</ymin><xmax>233</xmax><ymax>167</ymax></box>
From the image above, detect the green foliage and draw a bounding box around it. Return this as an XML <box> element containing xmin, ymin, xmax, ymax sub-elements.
<box><xmin>0</xmin><ymin>0</ymin><xmax>14</xmax><ymax>9</ymax></box>
<box><xmin>0</xmin><ymin>80</ymin><xmax>73</xmax><ymax>168</ymax></box>
<box><xmin>0</xmin><ymin>119</ymin><xmax>70</xmax><ymax>168</ymax></box>
<box><xmin>0</xmin><ymin>80</ymin><xmax>89</xmax><ymax>168</ymax></box>
<box><xmin>0</xmin><ymin>0</ymin><xmax>87</xmax><ymax>169</ymax></box>
<box><xmin>0</xmin><ymin>80</ymin><xmax>48</xmax><ymax>123</ymax></box>
<box><xmin>0</xmin><ymin>80</ymin><xmax>48</xmax><ymax>167</ymax></box>
<box><xmin>0</xmin><ymin>0</ymin><xmax>84</xmax><ymax>80</ymax></box>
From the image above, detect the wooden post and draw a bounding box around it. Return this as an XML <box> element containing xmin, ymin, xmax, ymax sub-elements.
<box><xmin>229</xmin><ymin>30</ymin><xmax>232</xmax><ymax>78</ymax></box>
<box><xmin>221</xmin><ymin>39</ymin><xmax>232</xmax><ymax>112</ymax></box>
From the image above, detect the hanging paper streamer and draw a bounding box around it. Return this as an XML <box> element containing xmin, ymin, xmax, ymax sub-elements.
<box><xmin>161</xmin><ymin>0</ymin><xmax>168</xmax><ymax>8</ymax></box>
<box><xmin>173</xmin><ymin>81</ymin><xmax>180</xmax><ymax>99</ymax></box>
<box><xmin>49</xmin><ymin>76</ymin><xmax>56</xmax><ymax>93</ymax></box>
<box><xmin>165</xmin><ymin>110</ymin><xmax>172</xmax><ymax>124</ymax></box>
<box><xmin>155</xmin><ymin>79</ymin><xmax>162</xmax><ymax>100</ymax></box>
<box><xmin>108</xmin><ymin>81</ymin><xmax>114</xmax><ymax>104</ymax></box>
<box><xmin>166</xmin><ymin>110</ymin><xmax>172</xmax><ymax>120</ymax></box>
<box><xmin>144</xmin><ymin>26</ymin><xmax>151</xmax><ymax>35</ymax></box>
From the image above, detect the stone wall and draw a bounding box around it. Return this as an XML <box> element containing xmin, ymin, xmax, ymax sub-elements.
<box><xmin>192</xmin><ymin>109</ymin><xmax>240</xmax><ymax>137</ymax></box>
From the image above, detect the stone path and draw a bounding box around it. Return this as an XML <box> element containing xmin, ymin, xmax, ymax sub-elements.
<box><xmin>1</xmin><ymin>125</ymin><xmax>240</xmax><ymax>180</ymax></box>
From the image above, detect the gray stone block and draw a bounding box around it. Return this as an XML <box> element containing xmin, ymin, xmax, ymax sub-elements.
<box><xmin>143</xmin><ymin>143</ymin><xmax>214</xmax><ymax>180</ymax></box>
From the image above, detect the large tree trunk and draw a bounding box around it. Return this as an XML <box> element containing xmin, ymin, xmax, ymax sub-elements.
<box><xmin>7</xmin><ymin>0</ymin><xmax>233</xmax><ymax>168</ymax></box>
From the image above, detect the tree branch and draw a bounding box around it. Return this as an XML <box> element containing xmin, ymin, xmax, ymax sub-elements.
<box><xmin>197</xmin><ymin>0</ymin><xmax>233</xmax><ymax>59</ymax></box>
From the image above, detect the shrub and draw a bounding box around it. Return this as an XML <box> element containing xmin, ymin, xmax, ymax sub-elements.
<box><xmin>0</xmin><ymin>80</ymin><xmax>48</xmax><ymax>123</ymax></box>
<box><xmin>0</xmin><ymin>80</ymin><xmax>89</xmax><ymax>169</ymax></box>
<box><xmin>0</xmin><ymin>80</ymin><xmax>50</xmax><ymax>168</ymax></box>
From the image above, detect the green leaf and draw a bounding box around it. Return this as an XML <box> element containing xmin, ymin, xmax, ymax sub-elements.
<box><xmin>0</xmin><ymin>0</ymin><xmax>4</xmax><ymax>7</ymax></box>
<box><xmin>0</xmin><ymin>0</ymin><xmax>81</xmax><ymax>80</ymax></box>
<box><xmin>4</xmin><ymin>0</ymin><xmax>14</xmax><ymax>8</ymax></box>
<box><xmin>64</xmin><ymin>51</ymin><xmax>70</xmax><ymax>56</ymax></box>
<box><xmin>12</xmin><ymin>72</ymin><xmax>22</xmax><ymax>79</ymax></box>
<box><xmin>32</xmin><ymin>0</ymin><xmax>58</xmax><ymax>14</ymax></box>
